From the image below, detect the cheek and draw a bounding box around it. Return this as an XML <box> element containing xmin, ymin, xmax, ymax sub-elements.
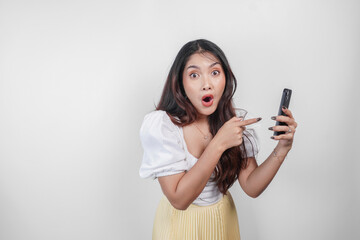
<box><xmin>183</xmin><ymin>83</ymin><xmax>193</xmax><ymax>100</ymax></box>
<box><xmin>183</xmin><ymin>79</ymin><xmax>198</xmax><ymax>96</ymax></box>
<box><xmin>218</xmin><ymin>77</ymin><xmax>226</xmax><ymax>93</ymax></box>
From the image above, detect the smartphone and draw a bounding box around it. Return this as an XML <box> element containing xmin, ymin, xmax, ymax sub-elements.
<box><xmin>274</xmin><ymin>88</ymin><xmax>292</xmax><ymax>136</ymax></box>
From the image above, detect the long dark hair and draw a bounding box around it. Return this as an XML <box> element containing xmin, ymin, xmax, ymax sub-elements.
<box><xmin>157</xmin><ymin>39</ymin><xmax>254</xmax><ymax>194</ymax></box>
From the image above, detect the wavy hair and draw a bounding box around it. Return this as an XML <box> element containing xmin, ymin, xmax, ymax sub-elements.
<box><xmin>156</xmin><ymin>39</ymin><xmax>255</xmax><ymax>194</ymax></box>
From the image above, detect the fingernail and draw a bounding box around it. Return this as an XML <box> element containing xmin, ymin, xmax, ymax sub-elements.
<box><xmin>268</xmin><ymin>127</ymin><xmax>273</xmax><ymax>130</ymax></box>
<box><xmin>282</xmin><ymin>106</ymin><xmax>287</xmax><ymax>110</ymax></box>
<box><xmin>257</xmin><ymin>117</ymin><xmax>262</xmax><ymax>121</ymax></box>
<box><xmin>270</xmin><ymin>136</ymin><xmax>275</xmax><ymax>139</ymax></box>
<box><xmin>271</xmin><ymin>116</ymin><xmax>276</xmax><ymax>120</ymax></box>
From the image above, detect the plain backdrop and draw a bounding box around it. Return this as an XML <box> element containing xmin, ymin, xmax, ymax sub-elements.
<box><xmin>0</xmin><ymin>0</ymin><xmax>359</xmax><ymax>239</ymax></box>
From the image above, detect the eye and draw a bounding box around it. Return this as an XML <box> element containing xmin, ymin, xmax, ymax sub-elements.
<box><xmin>212</xmin><ymin>70</ymin><xmax>220</xmax><ymax>76</ymax></box>
<box><xmin>190</xmin><ymin>73</ymin><xmax>199</xmax><ymax>78</ymax></box>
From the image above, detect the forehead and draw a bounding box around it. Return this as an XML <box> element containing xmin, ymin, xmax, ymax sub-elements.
<box><xmin>185</xmin><ymin>52</ymin><xmax>220</xmax><ymax>66</ymax></box>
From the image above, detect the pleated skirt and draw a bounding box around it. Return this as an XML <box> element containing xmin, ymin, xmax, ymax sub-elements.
<box><xmin>153</xmin><ymin>192</ymin><xmax>241</xmax><ymax>240</ymax></box>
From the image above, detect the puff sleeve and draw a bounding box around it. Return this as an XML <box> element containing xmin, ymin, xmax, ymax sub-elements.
<box><xmin>139</xmin><ymin>110</ymin><xmax>188</xmax><ymax>179</ymax></box>
<box><xmin>240</xmin><ymin>112</ymin><xmax>261</xmax><ymax>158</ymax></box>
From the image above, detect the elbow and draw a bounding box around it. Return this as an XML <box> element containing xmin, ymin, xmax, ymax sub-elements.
<box><xmin>171</xmin><ymin>201</ymin><xmax>190</xmax><ymax>211</ymax></box>
<box><xmin>162</xmin><ymin>188</ymin><xmax>194</xmax><ymax>210</ymax></box>
<box><xmin>174</xmin><ymin>205</ymin><xmax>189</xmax><ymax>211</ymax></box>
<box><xmin>246</xmin><ymin>190</ymin><xmax>262</xmax><ymax>199</ymax></box>
<box><xmin>242</xmin><ymin>183</ymin><xmax>264</xmax><ymax>199</ymax></box>
<box><xmin>167</xmin><ymin>197</ymin><xmax>191</xmax><ymax>210</ymax></box>
<box><xmin>248</xmin><ymin>193</ymin><xmax>260</xmax><ymax>199</ymax></box>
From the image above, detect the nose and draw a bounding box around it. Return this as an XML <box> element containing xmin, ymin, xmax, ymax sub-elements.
<box><xmin>202</xmin><ymin>76</ymin><xmax>212</xmax><ymax>91</ymax></box>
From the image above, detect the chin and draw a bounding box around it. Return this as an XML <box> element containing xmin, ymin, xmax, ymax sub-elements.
<box><xmin>198</xmin><ymin>105</ymin><xmax>217</xmax><ymax>116</ymax></box>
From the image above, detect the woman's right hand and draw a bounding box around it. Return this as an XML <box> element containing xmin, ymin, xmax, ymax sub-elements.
<box><xmin>214</xmin><ymin>116</ymin><xmax>262</xmax><ymax>152</ymax></box>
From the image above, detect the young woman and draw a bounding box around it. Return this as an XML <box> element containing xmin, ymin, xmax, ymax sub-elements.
<box><xmin>139</xmin><ymin>39</ymin><xmax>297</xmax><ymax>240</ymax></box>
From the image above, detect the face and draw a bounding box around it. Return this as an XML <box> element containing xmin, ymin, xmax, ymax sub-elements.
<box><xmin>182</xmin><ymin>52</ymin><xmax>226</xmax><ymax>118</ymax></box>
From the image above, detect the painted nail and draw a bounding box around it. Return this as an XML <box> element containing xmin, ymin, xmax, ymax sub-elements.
<box><xmin>268</xmin><ymin>127</ymin><xmax>273</xmax><ymax>130</ymax></box>
<box><xmin>282</xmin><ymin>106</ymin><xmax>287</xmax><ymax>110</ymax></box>
<box><xmin>271</xmin><ymin>116</ymin><xmax>276</xmax><ymax>120</ymax></box>
<box><xmin>270</xmin><ymin>136</ymin><xmax>275</xmax><ymax>139</ymax></box>
<box><xmin>257</xmin><ymin>117</ymin><xmax>262</xmax><ymax>121</ymax></box>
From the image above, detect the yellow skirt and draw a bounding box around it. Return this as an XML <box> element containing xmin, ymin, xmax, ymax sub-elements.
<box><xmin>153</xmin><ymin>192</ymin><xmax>240</xmax><ymax>240</ymax></box>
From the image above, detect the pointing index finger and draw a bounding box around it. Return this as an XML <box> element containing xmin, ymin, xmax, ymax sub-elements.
<box><xmin>239</xmin><ymin>117</ymin><xmax>262</xmax><ymax>126</ymax></box>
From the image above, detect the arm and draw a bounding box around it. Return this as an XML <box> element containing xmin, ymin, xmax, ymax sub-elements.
<box><xmin>158</xmin><ymin>138</ymin><xmax>223</xmax><ymax>210</ymax></box>
<box><xmin>158</xmin><ymin>117</ymin><xmax>261</xmax><ymax>210</ymax></box>
<box><xmin>238</xmin><ymin>145</ymin><xmax>291</xmax><ymax>198</ymax></box>
<box><xmin>238</xmin><ymin>107</ymin><xmax>297</xmax><ymax>198</ymax></box>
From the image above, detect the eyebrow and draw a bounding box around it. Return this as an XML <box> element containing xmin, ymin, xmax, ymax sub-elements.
<box><xmin>186</xmin><ymin>62</ymin><xmax>221</xmax><ymax>70</ymax></box>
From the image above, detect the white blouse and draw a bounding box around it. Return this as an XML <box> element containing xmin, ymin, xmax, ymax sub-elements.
<box><xmin>139</xmin><ymin>110</ymin><xmax>260</xmax><ymax>206</ymax></box>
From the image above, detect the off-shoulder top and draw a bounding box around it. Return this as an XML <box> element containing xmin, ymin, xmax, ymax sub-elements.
<box><xmin>139</xmin><ymin>110</ymin><xmax>260</xmax><ymax>206</ymax></box>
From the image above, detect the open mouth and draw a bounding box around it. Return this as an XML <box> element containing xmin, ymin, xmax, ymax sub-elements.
<box><xmin>201</xmin><ymin>94</ymin><xmax>214</xmax><ymax>107</ymax></box>
<box><xmin>203</xmin><ymin>96</ymin><xmax>212</xmax><ymax>102</ymax></box>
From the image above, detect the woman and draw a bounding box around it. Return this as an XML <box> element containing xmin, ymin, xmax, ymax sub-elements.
<box><xmin>139</xmin><ymin>39</ymin><xmax>297</xmax><ymax>240</ymax></box>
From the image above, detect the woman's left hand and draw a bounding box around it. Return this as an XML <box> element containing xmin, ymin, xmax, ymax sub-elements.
<box><xmin>269</xmin><ymin>107</ymin><xmax>297</xmax><ymax>148</ymax></box>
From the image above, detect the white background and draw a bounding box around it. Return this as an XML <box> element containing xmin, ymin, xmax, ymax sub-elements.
<box><xmin>0</xmin><ymin>0</ymin><xmax>359</xmax><ymax>239</ymax></box>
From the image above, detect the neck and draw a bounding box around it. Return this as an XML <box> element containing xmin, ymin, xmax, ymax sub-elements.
<box><xmin>195</xmin><ymin>115</ymin><xmax>208</xmax><ymax>125</ymax></box>
<box><xmin>193</xmin><ymin>116</ymin><xmax>211</xmax><ymax>139</ymax></box>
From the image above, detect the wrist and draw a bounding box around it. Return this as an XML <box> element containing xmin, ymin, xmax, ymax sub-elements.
<box><xmin>273</xmin><ymin>144</ymin><xmax>291</xmax><ymax>160</ymax></box>
<box><xmin>210</xmin><ymin>136</ymin><xmax>226</xmax><ymax>154</ymax></box>
<box><xmin>277</xmin><ymin>141</ymin><xmax>293</xmax><ymax>151</ymax></box>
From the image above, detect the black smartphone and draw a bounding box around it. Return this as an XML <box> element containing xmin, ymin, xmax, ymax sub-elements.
<box><xmin>274</xmin><ymin>88</ymin><xmax>292</xmax><ymax>136</ymax></box>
